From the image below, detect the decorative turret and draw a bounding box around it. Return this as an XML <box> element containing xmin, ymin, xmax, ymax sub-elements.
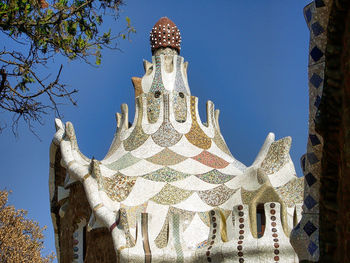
<box><xmin>150</xmin><ymin>17</ymin><xmax>181</xmax><ymax>55</ymax></box>
<box><xmin>49</xmin><ymin>17</ymin><xmax>304</xmax><ymax>262</ymax></box>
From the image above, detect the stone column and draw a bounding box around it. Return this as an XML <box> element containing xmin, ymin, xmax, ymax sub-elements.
<box><xmin>290</xmin><ymin>0</ymin><xmax>331</xmax><ymax>261</ymax></box>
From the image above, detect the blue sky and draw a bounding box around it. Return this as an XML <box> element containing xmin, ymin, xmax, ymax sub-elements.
<box><xmin>0</xmin><ymin>0</ymin><xmax>311</xmax><ymax>259</ymax></box>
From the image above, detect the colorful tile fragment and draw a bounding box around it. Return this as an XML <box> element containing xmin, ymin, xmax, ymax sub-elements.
<box><xmin>192</xmin><ymin>150</ymin><xmax>229</xmax><ymax>169</ymax></box>
<box><xmin>123</xmin><ymin>126</ymin><xmax>149</xmax><ymax>151</ymax></box>
<box><xmin>213</xmin><ymin>129</ymin><xmax>232</xmax><ymax>156</ymax></box>
<box><xmin>120</xmin><ymin>203</ymin><xmax>148</xmax><ymax>229</ymax></box>
<box><xmin>105</xmin><ymin>152</ymin><xmax>141</xmax><ymax>171</ymax></box>
<box><xmin>173</xmin><ymin>92</ymin><xmax>187</xmax><ymax>123</ymax></box>
<box><xmin>149</xmin><ymin>56</ymin><xmax>165</xmax><ymax>93</ymax></box>
<box><xmin>198</xmin><ymin>184</ymin><xmax>236</xmax><ymax>206</ymax></box>
<box><xmin>142</xmin><ymin>167</ymin><xmax>191</xmax><ymax>183</ymax></box>
<box><xmin>174</xmin><ymin>56</ymin><xmax>188</xmax><ymax>94</ymax></box>
<box><xmin>195</xmin><ymin>169</ymin><xmax>234</xmax><ymax>184</ymax></box>
<box><xmin>172</xmin><ymin>213</ymin><xmax>184</xmax><ymax>262</ymax></box>
<box><xmin>261</xmin><ymin>137</ymin><xmax>291</xmax><ymax>174</ymax></box>
<box><xmin>185</xmin><ymin>96</ymin><xmax>211</xmax><ymax>149</ymax></box>
<box><xmin>146</xmin><ymin>92</ymin><xmax>161</xmax><ymax>124</ymax></box>
<box><xmin>275</xmin><ymin>178</ymin><xmax>304</xmax><ymax>207</ymax></box>
<box><xmin>151</xmin><ymin>122</ymin><xmax>182</xmax><ymax>147</ymax></box>
<box><xmin>146</xmin><ymin>148</ymin><xmax>187</xmax><ymax>166</ymax></box>
<box><xmin>101</xmin><ymin>173</ymin><xmax>136</xmax><ymax>202</ymax></box>
<box><xmin>150</xmin><ymin>184</ymin><xmax>193</xmax><ymax>205</ymax></box>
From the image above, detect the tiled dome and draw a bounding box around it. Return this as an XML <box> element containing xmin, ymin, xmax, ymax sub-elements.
<box><xmin>150</xmin><ymin>17</ymin><xmax>181</xmax><ymax>54</ymax></box>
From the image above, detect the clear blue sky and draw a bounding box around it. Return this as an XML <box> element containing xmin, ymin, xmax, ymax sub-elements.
<box><xmin>0</xmin><ymin>0</ymin><xmax>311</xmax><ymax>259</ymax></box>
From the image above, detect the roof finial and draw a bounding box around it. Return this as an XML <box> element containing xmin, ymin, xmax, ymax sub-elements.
<box><xmin>149</xmin><ymin>17</ymin><xmax>181</xmax><ymax>54</ymax></box>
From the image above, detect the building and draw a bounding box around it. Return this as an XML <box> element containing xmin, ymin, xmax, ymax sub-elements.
<box><xmin>49</xmin><ymin>16</ymin><xmax>310</xmax><ymax>262</ymax></box>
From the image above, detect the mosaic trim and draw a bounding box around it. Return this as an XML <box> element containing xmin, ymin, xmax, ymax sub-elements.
<box><xmin>123</xmin><ymin>126</ymin><xmax>149</xmax><ymax>151</ymax></box>
<box><xmin>236</xmin><ymin>205</ymin><xmax>245</xmax><ymax>262</ymax></box>
<box><xmin>101</xmin><ymin>173</ymin><xmax>136</xmax><ymax>202</ymax></box>
<box><xmin>119</xmin><ymin>208</ymin><xmax>136</xmax><ymax>247</ymax></box>
<box><xmin>150</xmin><ymin>184</ymin><xmax>193</xmax><ymax>205</ymax></box>
<box><xmin>142</xmin><ymin>167</ymin><xmax>191</xmax><ymax>183</ymax></box>
<box><xmin>151</xmin><ymin>122</ymin><xmax>182</xmax><ymax>147</ymax></box>
<box><xmin>192</xmin><ymin>150</ymin><xmax>229</xmax><ymax>169</ymax></box>
<box><xmin>275</xmin><ymin>178</ymin><xmax>304</xmax><ymax>207</ymax></box>
<box><xmin>269</xmin><ymin>203</ymin><xmax>281</xmax><ymax>262</ymax></box>
<box><xmin>206</xmin><ymin>210</ymin><xmax>219</xmax><ymax>262</ymax></box>
<box><xmin>172</xmin><ymin>213</ymin><xmax>184</xmax><ymax>263</ymax></box>
<box><xmin>149</xmin><ymin>56</ymin><xmax>165</xmax><ymax>93</ymax></box>
<box><xmin>195</xmin><ymin>169</ymin><xmax>234</xmax><ymax>184</ymax></box>
<box><xmin>261</xmin><ymin>137</ymin><xmax>291</xmax><ymax>174</ymax></box>
<box><xmin>173</xmin><ymin>92</ymin><xmax>187</xmax><ymax>123</ymax></box>
<box><xmin>105</xmin><ymin>152</ymin><xmax>141</xmax><ymax>171</ymax></box>
<box><xmin>174</xmin><ymin>56</ymin><xmax>188</xmax><ymax>94</ymax></box>
<box><xmin>198</xmin><ymin>184</ymin><xmax>236</xmax><ymax>206</ymax></box>
<box><xmin>146</xmin><ymin>93</ymin><xmax>161</xmax><ymax>124</ymax></box>
<box><xmin>146</xmin><ymin>148</ymin><xmax>187</xmax><ymax>166</ymax></box>
<box><xmin>185</xmin><ymin>96</ymin><xmax>211</xmax><ymax>149</ymax></box>
<box><xmin>213</xmin><ymin>129</ymin><xmax>232</xmax><ymax>156</ymax></box>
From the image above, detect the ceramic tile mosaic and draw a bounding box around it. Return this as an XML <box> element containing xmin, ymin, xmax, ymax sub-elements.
<box><xmin>310</xmin><ymin>46</ymin><xmax>324</xmax><ymax>62</ymax></box>
<box><xmin>192</xmin><ymin>150</ymin><xmax>229</xmax><ymax>169</ymax></box>
<box><xmin>261</xmin><ymin>137</ymin><xmax>291</xmax><ymax>175</ymax></box>
<box><xmin>141</xmin><ymin>213</ymin><xmax>151</xmax><ymax>262</ymax></box>
<box><xmin>154</xmin><ymin>215</ymin><xmax>169</xmax><ymax>248</ymax></box>
<box><xmin>173</xmin><ymin>92</ymin><xmax>187</xmax><ymax>123</ymax></box>
<box><xmin>275</xmin><ymin>178</ymin><xmax>304</xmax><ymax>207</ymax></box>
<box><xmin>169</xmin><ymin>207</ymin><xmax>196</xmax><ymax>232</ymax></box>
<box><xmin>169</xmin><ymin>176</ymin><xmax>217</xmax><ymax>193</ymax></box>
<box><xmin>172</xmin><ymin>192</ymin><xmax>213</xmax><ymax>212</ymax></box>
<box><xmin>185</xmin><ymin>96</ymin><xmax>211</xmax><ymax>149</ymax></box>
<box><xmin>120</xmin><ymin>203</ymin><xmax>148</xmax><ymax>229</ymax></box>
<box><xmin>101</xmin><ymin>174</ymin><xmax>136</xmax><ymax>202</ymax></box>
<box><xmin>174</xmin><ymin>56</ymin><xmax>188</xmax><ymax>94</ymax></box>
<box><xmin>198</xmin><ymin>211</ymin><xmax>210</xmax><ymax>227</ymax></box>
<box><xmin>308</xmin><ymin>240</ymin><xmax>318</xmax><ymax>256</ymax></box>
<box><xmin>51</xmin><ymin>16</ymin><xmax>304</xmax><ymax>262</ymax></box>
<box><xmin>168</xmin><ymin>135</ymin><xmax>202</xmax><ymax>157</ymax></box>
<box><xmin>303</xmin><ymin>221</ymin><xmax>317</xmax><ymax>236</ymax></box>
<box><xmin>149</xmin><ymin>56</ymin><xmax>165</xmax><ymax>93</ymax></box>
<box><xmin>150</xmin><ymin>184</ymin><xmax>193</xmax><ymax>205</ymax></box>
<box><xmin>241</xmin><ymin>188</ymin><xmax>261</xmax><ymax>204</ymax></box>
<box><xmin>105</xmin><ymin>152</ymin><xmax>141</xmax><ymax>171</ymax></box>
<box><xmin>142</xmin><ymin>167</ymin><xmax>191</xmax><ymax>182</ymax></box>
<box><xmin>195</xmin><ymin>169</ymin><xmax>234</xmax><ymax>184</ymax></box>
<box><xmin>146</xmin><ymin>93</ymin><xmax>161</xmax><ymax>123</ymax></box>
<box><xmin>304</xmin><ymin>195</ymin><xmax>317</xmax><ymax>210</ymax></box>
<box><xmin>121</xmin><ymin>178</ymin><xmax>166</xmax><ymax>206</ymax></box>
<box><xmin>310</xmin><ymin>73</ymin><xmax>323</xmax><ymax>88</ymax></box>
<box><xmin>212</xmin><ymin>129</ymin><xmax>232</xmax><ymax>156</ymax></box>
<box><xmin>198</xmin><ymin>184</ymin><xmax>236</xmax><ymax>206</ymax></box>
<box><xmin>168</xmin><ymin>158</ymin><xmax>213</xmax><ymax>175</ymax></box>
<box><xmin>305</xmin><ymin>172</ymin><xmax>317</xmax><ymax>187</ymax></box>
<box><xmin>123</xmin><ymin>126</ymin><xmax>149</xmax><ymax>151</ymax></box>
<box><xmin>309</xmin><ymin>134</ymin><xmax>321</xmax><ymax>146</ymax></box>
<box><xmin>119</xmin><ymin>207</ymin><xmax>136</xmax><ymax>247</ymax></box>
<box><xmin>151</xmin><ymin>122</ymin><xmax>182</xmax><ymax>147</ymax></box>
<box><xmin>172</xmin><ymin>213</ymin><xmax>184</xmax><ymax>262</ymax></box>
<box><xmin>129</xmin><ymin>136</ymin><xmax>163</xmax><ymax>159</ymax></box>
<box><xmin>146</xmin><ymin>148</ymin><xmax>187</xmax><ymax>165</ymax></box>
